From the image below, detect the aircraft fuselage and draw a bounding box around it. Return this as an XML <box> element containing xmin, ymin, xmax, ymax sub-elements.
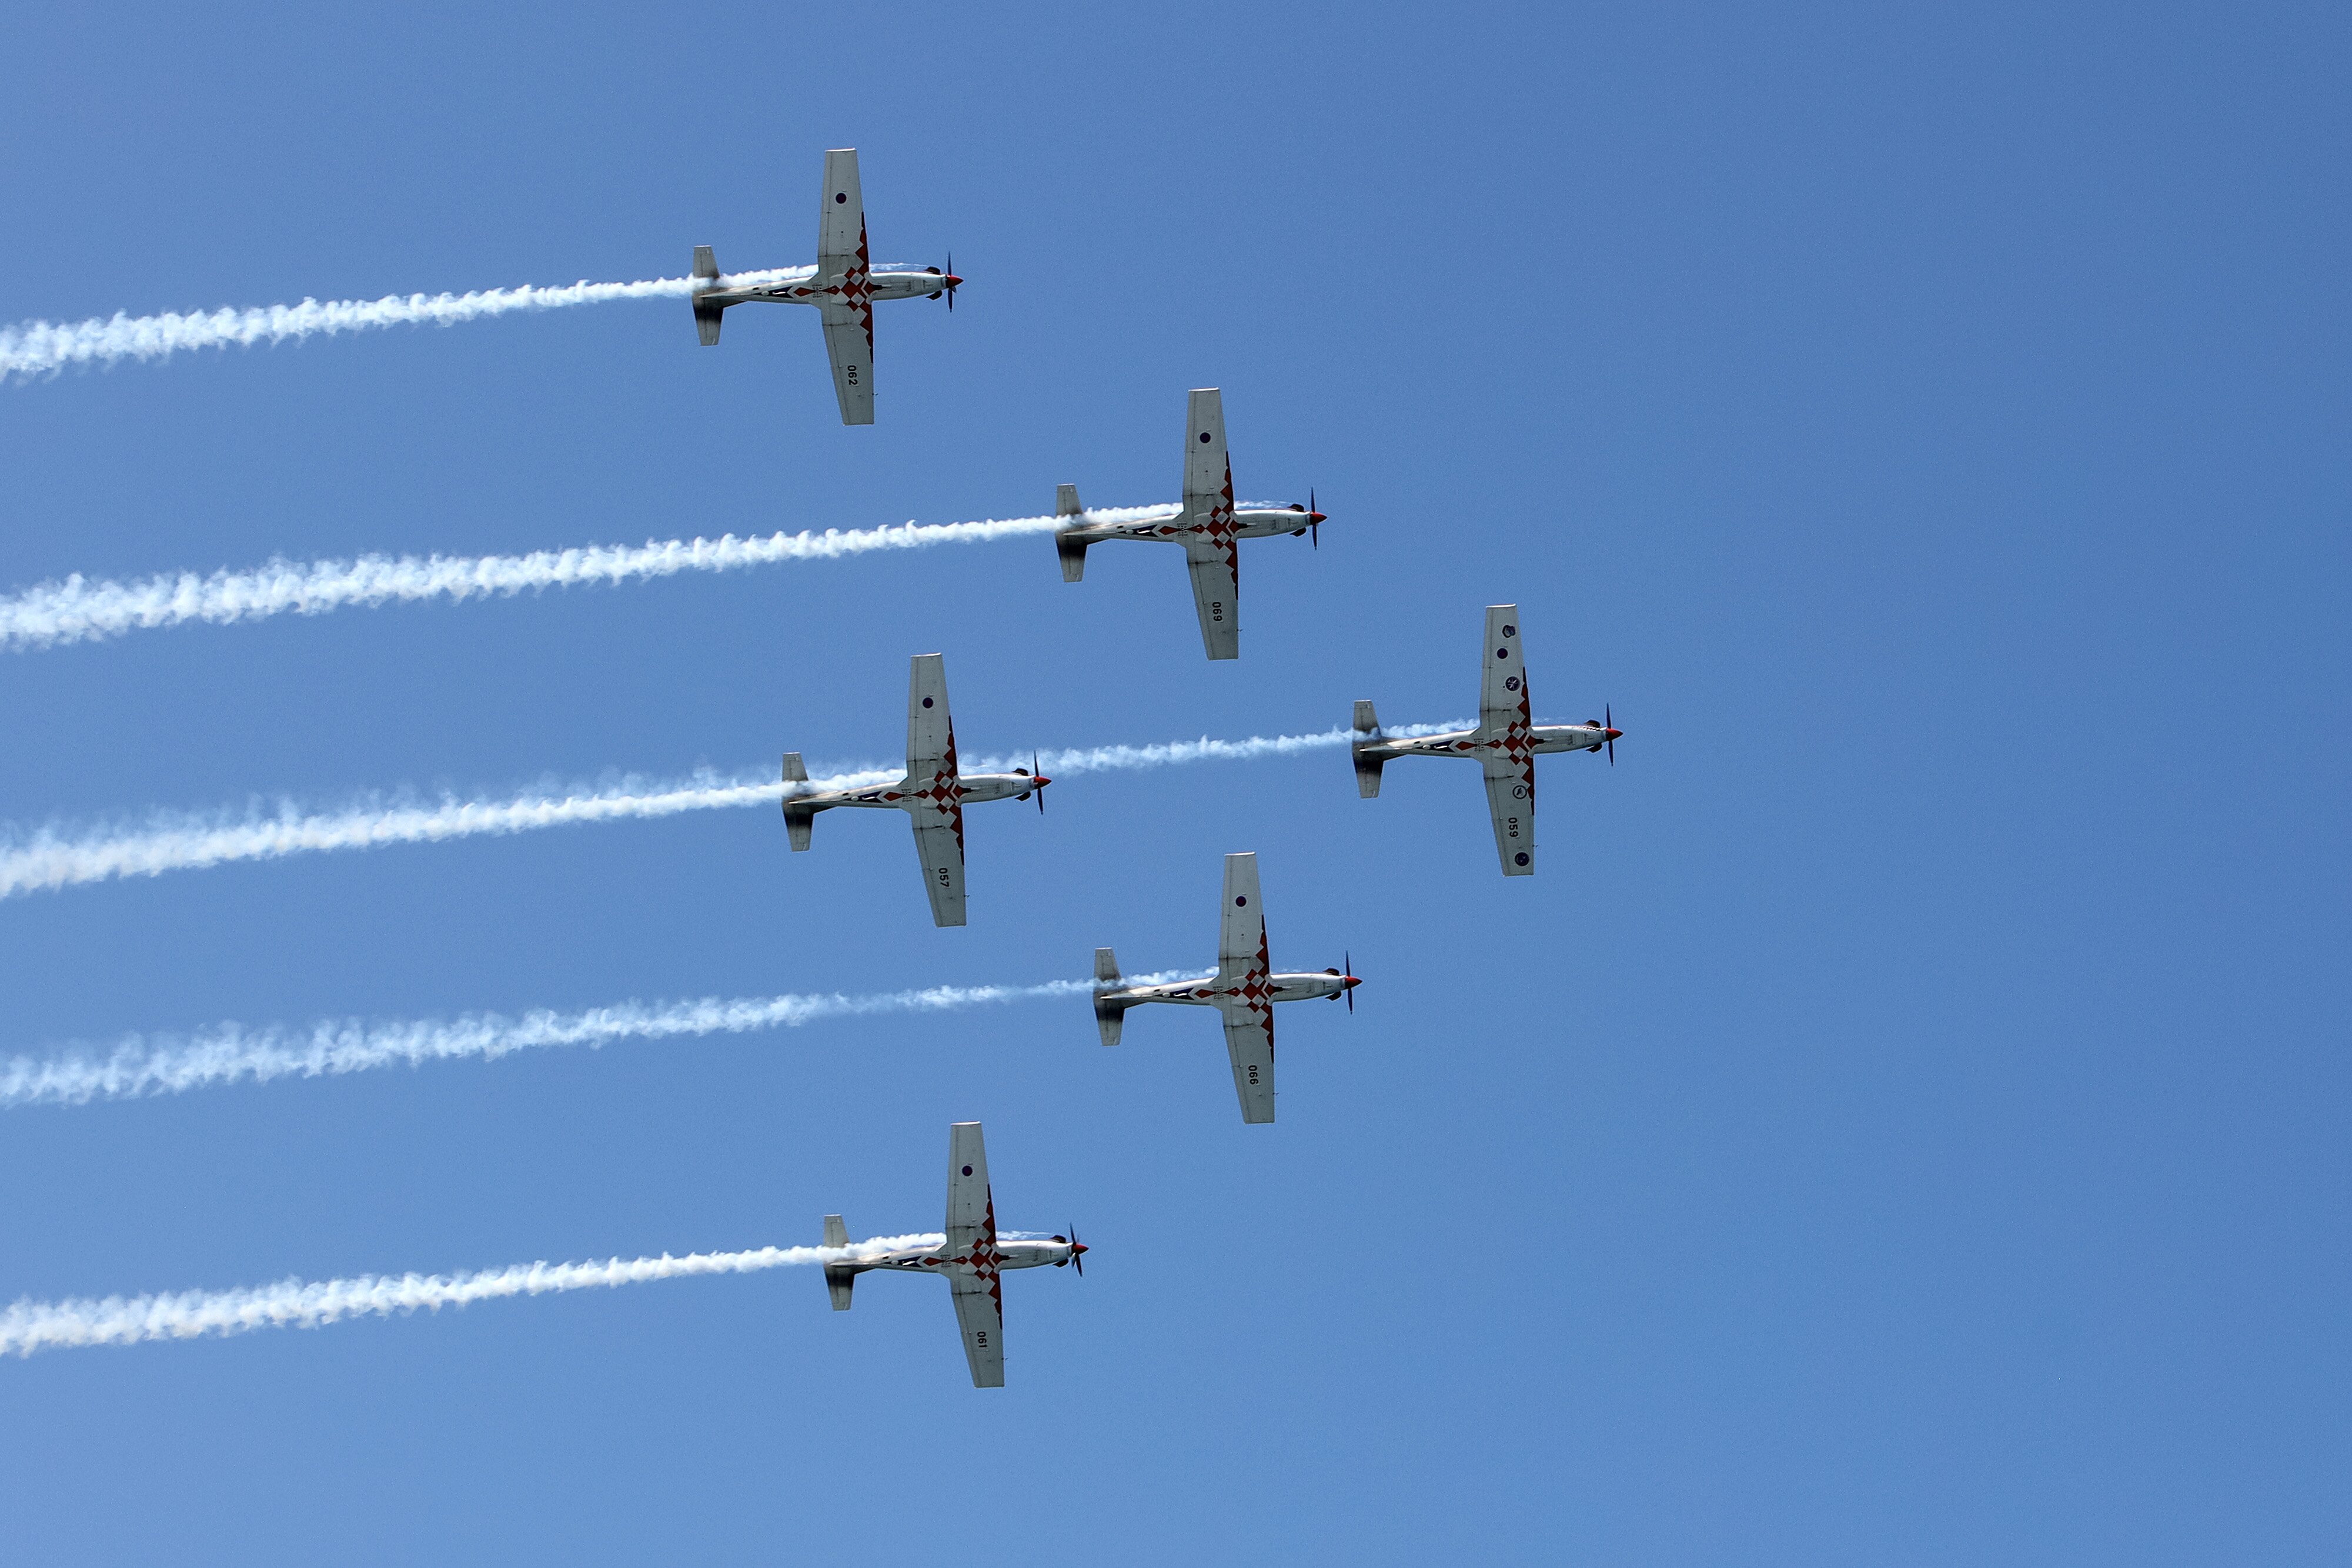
<box><xmin>790</xmin><ymin>769</ymin><xmax>1043</xmax><ymax>813</ymax></box>
<box><xmin>1361</xmin><ymin>721</ymin><xmax>1618</xmax><ymax>763</ymax></box>
<box><xmin>697</xmin><ymin>264</ymin><xmax>954</xmax><ymax>311</ymax></box>
<box><xmin>1102</xmin><ymin>969</ymin><xmax>1355</xmax><ymax>1010</ymax></box>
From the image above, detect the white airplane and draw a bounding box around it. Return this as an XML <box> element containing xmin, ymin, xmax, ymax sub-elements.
<box><xmin>688</xmin><ymin>147</ymin><xmax>961</xmax><ymax>425</ymax></box>
<box><xmin>1091</xmin><ymin>852</ymin><xmax>1359</xmax><ymax>1124</ymax></box>
<box><xmin>820</xmin><ymin>1121</ymin><xmax>1086</xmax><ymax>1389</ymax></box>
<box><xmin>780</xmin><ymin>654</ymin><xmax>1049</xmax><ymax>927</ymax></box>
<box><xmin>1350</xmin><ymin>604</ymin><xmax>1621</xmax><ymax>877</ymax></box>
<box><xmin>1051</xmin><ymin>388</ymin><xmax>1326</xmax><ymax>660</ymax></box>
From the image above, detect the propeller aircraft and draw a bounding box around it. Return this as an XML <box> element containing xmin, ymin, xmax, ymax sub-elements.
<box><xmin>1091</xmin><ymin>852</ymin><xmax>1359</xmax><ymax>1124</ymax></box>
<box><xmin>779</xmin><ymin>654</ymin><xmax>1049</xmax><ymax>927</ymax></box>
<box><xmin>687</xmin><ymin>147</ymin><xmax>961</xmax><ymax>425</ymax></box>
<box><xmin>1350</xmin><ymin>604</ymin><xmax>1621</xmax><ymax>876</ymax></box>
<box><xmin>818</xmin><ymin>1122</ymin><xmax>1085</xmax><ymax>1389</ymax></box>
<box><xmin>1051</xmin><ymin>388</ymin><xmax>1325</xmax><ymax>660</ymax></box>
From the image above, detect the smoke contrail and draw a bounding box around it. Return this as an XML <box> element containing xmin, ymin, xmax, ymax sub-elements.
<box><xmin>1</xmin><ymin>972</ymin><xmax>1209</xmax><ymax>1108</ymax></box>
<box><xmin>0</xmin><ymin>269</ymin><xmax>810</xmax><ymax>383</ymax></box>
<box><xmin>0</xmin><ymin>1237</ymin><xmax>941</xmax><ymax>1358</ymax></box>
<box><xmin>0</xmin><ymin>509</ymin><xmax>1175</xmax><ymax>654</ymax></box>
<box><xmin>0</xmin><ymin>724</ymin><xmax>1466</xmax><ymax>901</ymax></box>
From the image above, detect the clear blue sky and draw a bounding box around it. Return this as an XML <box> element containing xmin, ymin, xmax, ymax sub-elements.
<box><xmin>1</xmin><ymin>2</ymin><xmax>2345</xmax><ymax>1563</ymax></box>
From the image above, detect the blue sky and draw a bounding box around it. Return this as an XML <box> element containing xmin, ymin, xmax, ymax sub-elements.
<box><xmin>1</xmin><ymin>2</ymin><xmax>2346</xmax><ymax>1562</ymax></box>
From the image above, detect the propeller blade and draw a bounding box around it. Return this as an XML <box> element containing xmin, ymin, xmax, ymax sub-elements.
<box><xmin>1346</xmin><ymin>950</ymin><xmax>1355</xmax><ymax>1014</ymax></box>
<box><xmin>1070</xmin><ymin>1225</ymin><xmax>1083</xmax><ymax>1276</ymax></box>
<box><xmin>1310</xmin><ymin>487</ymin><xmax>1318</xmax><ymax>549</ymax></box>
<box><xmin>1034</xmin><ymin>749</ymin><xmax>1046</xmax><ymax>814</ymax></box>
<box><xmin>1606</xmin><ymin>703</ymin><xmax>1615</xmax><ymax>766</ymax></box>
<box><xmin>946</xmin><ymin>251</ymin><xmax>956</xmax><ymax>311</ymax></box>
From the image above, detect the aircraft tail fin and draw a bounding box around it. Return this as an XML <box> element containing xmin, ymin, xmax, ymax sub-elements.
<box><xmin>1351</xmin><ymin>701</ymin><xmax>1387</xmax><ymax>797</ymax></box>
<box><xmin>821</xmin><ymin>1214</ymin><xmax>856</xmax><ymax>1310</ymax></box>
<box><xmin>1093</xmin><ymin>947</ymin><xmax>1129</xmax><ymax>1047</ymax></box>
<box><xmin>781</xmin><ymin>752</ymin><xmax>814</xmax><ymax>851</ymax></box>
<box><xmin>691</xmin><ymin>246</ymin><xmax>724</xmax><ymax>346</ymax></box>
<box><xmin>1055</xmin><ymin>484</ymin><xmax>1088</xmax><ymax>581</ymax></box>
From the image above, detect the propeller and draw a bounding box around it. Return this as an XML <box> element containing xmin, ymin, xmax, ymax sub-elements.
<box><xmin>1345</xmin><ymin>950</ymin><xmax>1355</xmax><ymax>1014</ymax></box>
<box><xmin>1033</xmin><ymin>749</ymin><xmax>1047</xmax><ymax>813</ymax></box>
<box><xmin>1309</xmin><ymin>487</ymin><xmax>1322</xmax><ymax>549</ymax></box>
<box><xmin>1606</xmin><ymin>703</ymin><xmax>1616</xmax><ymax>767</ymax></box>
<box><xmin>943</xmin><ymin>251</ymin><xmax>960</xmax><ymax>311</ymax></box>
<box><xmin>1068</xmin><ymin>1225</ymin><xmax>1085</xmax><ymax>1275</ymax></box>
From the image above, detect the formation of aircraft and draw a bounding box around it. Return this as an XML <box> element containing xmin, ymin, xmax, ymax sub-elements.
<box><xmin>686</xmin><ymin>155</ymin><xmax>1629</xmax><ymax>1386</ymax></box>
<box><xmin>688</xmin><ymin>148</ymin><xmax>960</xmax><ymax>425</ymax></box>
<box><xmin>819</xmin><ymin>1122</ymin><xmax>1085</xmax><ymax>1389</ymax></box>
<box><xmin>1090</xmin><ymin>852</ymin><xmax>1360</xmax><ymax>1124</ymax></box>
<box><xmin>1051</xmin><ymin>387</ymin><xmax>1327</xmax><ymax>660</ymax></box>
<box><xmin>778</xmin><ymin>654</ymin><xmax>1049</xmax><ymax>927</ymax></box>
<box><xmin>1350</xmin><ymin>604</ymin><xmax>1622</xmax><ymax>876</ymax></box>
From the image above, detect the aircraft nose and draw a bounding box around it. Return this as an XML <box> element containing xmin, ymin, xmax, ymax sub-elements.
<box><xmin>944</xmin><ymin>273</ymin><xmax>964</xmax><ymax>287</ymax></box>
<box><xmin>1308</xmin><ymin>510</ymin><xmax>1327</xmax><ymax>524</ymax></box>
<box><xmin>1031</xmin><ymin>774</ymin><xmax>1052</xmax><ymax>789</ymax></box>
<box><xmin>1604</xmin><ymin>728</ymin><xmax>1623</xmax><ymax>741</ymax></box>
<box><xmin>1071</xmin><ymin>1241</ymin><xmax>1089</xmax><ymax>1257</ymax></box>
<box><xmin>1342</xmin><ymin>974</ymin><xmax>1362</xmax><ymax>989</ymax></box>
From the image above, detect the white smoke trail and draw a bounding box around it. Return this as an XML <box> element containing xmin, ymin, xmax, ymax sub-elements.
<box><xmin>0</xmin><ymin>971</ymin><xmax>1210</xmax><ymax>1108</ymax></box>
<box><xmin>0</xmin><ymin>269</ymin><xmax>810</xmax><ymax>383</ymax></box>
<box><xmin>0</xmin><ymin>724</ymin><xmax>1469</xmax><ymax>901</ymax></box>
<box><xmin>0</xmin><ymin>508</ymin><xmax>1176</xmax><ymax>654</ymax></box>
<box><xmin>0</xmin><ymin>1236</ymin><xmax>942</xmax><ymax>1358</ymax></box>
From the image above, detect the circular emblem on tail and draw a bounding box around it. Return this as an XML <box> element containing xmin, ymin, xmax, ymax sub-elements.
<box><xmin>1514</xmin><ymin>852</ymin><xmax>1529</xmax><ymax>866</ymax></box>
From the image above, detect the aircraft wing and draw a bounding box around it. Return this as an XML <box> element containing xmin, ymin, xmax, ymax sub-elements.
<box><xmin>818</xmin><ymin>303</ymin><xmax>874</xmax><ymax>425</ymax></box>
<box><xmin>1479</xmin><ymin>604</ymin><xmax>1531</xmax><ymax>735</ymax></box>
<box><xmin>943</xmin><ymin>1122</ymin><xmax>1005</xmax><ymax>1386</ymax></box>
<box><xmin>949</xmin><ymin>1272</ymin><xmax>1005</xmax><ymax>1388</ymax></box>
<box><xmin>1220</xmin><ymin>1005</ymin><xmax>1276</xmax><ymax>1124</ymax></box>
<box><xmin>1183</xmin><ymin>540</ymin><xmax>1240</xmax><ymax>660</ymax></box>
<box><xmin>1216</xmin><ymin>852</ymin><xmax>1275</xmax><ymax>1121</ymax></box>
<box><xmin>1182</xmin><ymin>388</ymin><xmax>1230</xmax><ymax>519</ymax></box>
<box><xmin>818</xmin><ymin>149</ymin><xmax>866</xmax><ymax>271</ymax></box>
<box><xmin>902</xmin><ymin>653</ymin><xmax>967</xmax><ymax>923</ymax></box>
<box><xmin>1484</xmin><ymin>757</ymin><xmax>1535</xmax><ymax>876</ymax></box>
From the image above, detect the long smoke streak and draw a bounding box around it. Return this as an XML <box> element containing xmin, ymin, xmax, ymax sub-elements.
<box><xmin>0</xmin><ymin>270</ymin><xmax>809</xmax><ymax>382</ymax></box>
<box><xmin>1</xmin><ymin>972</ymin><xmax>1210</xmax><ymax>1109</ymax></box>
<box><xmin>0</xmin><ymin>724</ymin><xmax>1466</xmax><ymax>901</ymax></box>
<box><xmin>0</xmin><ymin>509</ymin><xmax>1176</xmax><ymax>654</ymax></box>
<box><xmin>0</xmin><ymin>1238</ymin><xmax>942</xmax><ymax>1358</ymax></box>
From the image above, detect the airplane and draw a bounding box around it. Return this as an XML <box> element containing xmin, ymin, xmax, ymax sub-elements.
<box><xmin>687</xmin><ymin>147</ymin><xmax>961</xmax><ymax>425</ymax></box>
<box><xmin>820</xmin><ymin>1121</ymin><xmax>1087</xmax><ymax>1389</ymax></box>
<box><xmin>1349</xmin><ymin>604</ymin><xmax>1622</xmax><ymax>877</ymax></box>
<box><xmin>780</xmin><ymin>654</ymin><xmax>1049</xmax><ymax>927</ymax></box>
<box><xmin>1051</xmin><ymin>387</ymin><xmax>1326</xmax><ymax>660</ymax></box>
<box><xmin>1091</xmin><ymin>852</ymin><xmax>1359</xmax><ymax>1124</ymax></box>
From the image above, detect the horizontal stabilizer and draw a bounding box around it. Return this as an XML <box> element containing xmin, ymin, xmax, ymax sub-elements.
<box><xmin>822</xmin><ymin>1214</ymin><xmax>854</xmax><ymax>1310</ymax></box>
<box><xmin>1352</xmin><ymin>702</ymin><xmax>1385</xmax><ymax>796</ymax></box>
<box><xmin>1093</xmin><ymin>947</ymin><xmax>1127</xmax><ymax>1046</ymax></box>
<box><xmin>781</xmin><ymin>753</ymin><xmax>816</xmax><ymax>850</ymax></box>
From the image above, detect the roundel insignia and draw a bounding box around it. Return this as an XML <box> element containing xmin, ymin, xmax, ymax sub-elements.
<box><xmin>1235</xmin><ymin>895</ymin><xmax>1247</xmax><ymax>907</ymax></box>
<box><xmin>1496</xmin><ymin>648</ymin><xmax>1510</xmax><ymax>660</ymax></box>
<box><xmin>921</xmin><ymin>697</ymin><xmax>934</xmax><ymax>707</ymax></box>
<box><xmin>1513</xmin><ymin>784</ymin><xmax>1528</xmax><ymax>799</ymax></box>
<box><xmin>961</xmin><ymin>1165</ymin><xmax>973</xmax><ymax>1176</ymax></box>
<box><xmin>1502</xmin><ymin>624</ymin><xmax>1516</xmax><ymax>637</ymax></box>
<box><xmin>1505</xmin><ymin>676</ymin><xmax>1521</xmax><ymax>691</ymax></box>
<box><xmin>1514</xmin><ymin>851</ymin><xmax>1530</xmax><ymax>866</ymax></box>
<box><xmin>1199</xmin><ymin>431</ymin><xmax>1212</xmax><ymax>443</ymax></box>
<box><xmin>835</xmin><ymin>192</ymin><xmax>848</xmax><ymax>203</ymax></box>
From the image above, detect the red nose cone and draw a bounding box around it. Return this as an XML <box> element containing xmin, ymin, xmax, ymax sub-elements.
<box><xmin>1308</xmin><ymin>510</ymin><xmax>1327</xmax><ymax>524</ymax></box>
<box><xmin>1604</xmin><ymin>728</ymin><xmax>1623</xmax><ymax>741</ymax></box>
<box><xmin>1032</xmin><ymin>774</ymin><xmax>1052</xmax><ymax>789</ymax></box>
<box><xmin>1071</xmin><ymin>1242</ymin><xmax>1089</xmax><ymax>1256</ymax></box>
<box><xmin>944</xmin><ymin>274</ymin><xmax>964</xmax><ymax>287</ymax></box>
<box><xmin>1342</xmin><ymin>975</ymin><xmax>1362</xmax><ymax>989</ymax></box>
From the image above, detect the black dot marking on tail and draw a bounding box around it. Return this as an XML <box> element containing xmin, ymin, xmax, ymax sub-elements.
<box><xmin>962</xmin><ymin>1165</ymin><xmax>973</xmax><ymax>1176</ymax></box>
